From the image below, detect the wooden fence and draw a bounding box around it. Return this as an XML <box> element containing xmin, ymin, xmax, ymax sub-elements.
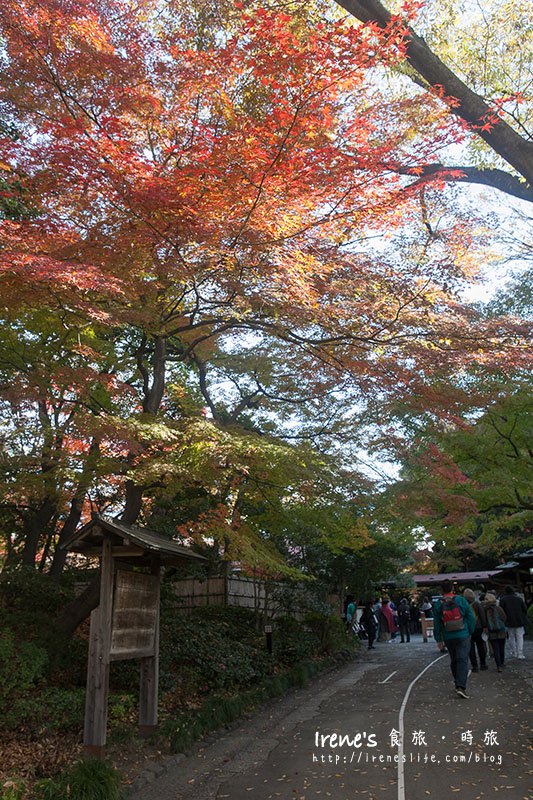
<box><xmin>171</xmin><ymin>574</ymin><xmax>340</xmax><ymax>619</ymax></box>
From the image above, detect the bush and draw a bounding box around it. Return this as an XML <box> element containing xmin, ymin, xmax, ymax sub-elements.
<box><xmin>159</xmin><ymin>607</ymin><xmax>273</xmax><ymax>697</ymax></box>
<box><xmin>0</xmin><ymin>629</ymin><xmax>48</xmax><ymax>729</ymax></box>
<box><xmin>40</xmin><ymin>687</ymin><xmax>86</xmax><ymax>732</ymax></box>
<box><xmin>303</xmin><ymin>613</ymin><xmax>345</xmax><ymax>654</ymax></box>
<box><xmin>33</xmin><ymin>759</ymin><xmax>123</xmax><ymax>800</ymax></box>
<box><xmin>0</xmin><ymin>568</ymin><xmax>76</xmax><ymax>619</ymax></box>
<box><xmin>271</xmin><ymin>615</ymin><xmax>320</xmax><ymax>666</ymax></box>
<box><xmin>164</xmin><ymin>656</ymin><xmax>332</xmax><ymax>753</ymax></box>
<box><xmin>0</xmin><ymin>568</ymin><xmax>88</xmax><ymax>680</ymax></box>
<box><xmin>191</xmin><ymin>605</ymin><xmax>262</xmax><ymax>644</ymax></box>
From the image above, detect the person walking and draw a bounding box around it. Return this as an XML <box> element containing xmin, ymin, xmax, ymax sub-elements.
<box><xmin>421</xmin><ymin>596</ymin><xmax>433</xmax><ymax>618</ymax></box>
<box><xmin>360</xmin><ymin>601</ymin><xmax>378</xmax><ymax>649</ymax></box>
<box><xmin>433</xmin><ymin>580</ymin><xmax>475</xmax><ymax>699</ymax></box>
<box><xmin>345</xmin><ymin>595</ymin><xmax>356</xmax><ymax>637</ymax></box>
<box><xmin>398</xmin><ymin>597</ymin><xmax>411</xmax><ymax>642</ymax></box>
<box><xmin>484</xmin><ymin>593</ymin><xmax>507</xmax><ymax>672</ymax></box>
<box><xmin>499</xmin><ymin>585</ymin><xmax>528</xmax><ymax>659</ymax></box>
<box><xmin>378</xmin><ymin>597</ymin><xmax>395</xmax><ymax>643</ymax></box>
<box><xmin>410</xmin><ymin>601</ymin><xmax>421</xmax><ymax>635</ymax></box>
<box><xmin>463</xmin><ymin>588</ymin><xmax>488</xmax><ymax>671</ymax></box>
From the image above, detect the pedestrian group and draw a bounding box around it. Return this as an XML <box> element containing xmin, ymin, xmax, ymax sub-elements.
<box><xmin>345</xmin><ymin>583</ymin><xmax>529</xmax><ymax>700</ymax></box>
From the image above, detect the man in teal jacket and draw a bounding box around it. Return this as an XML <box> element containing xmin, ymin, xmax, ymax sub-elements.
<box><xmin>433</xmin><ymin>580</ymin><xmax>476</xmax><ymax>699</ymax></box>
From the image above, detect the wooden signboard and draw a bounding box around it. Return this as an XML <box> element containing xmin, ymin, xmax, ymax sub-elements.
<box><xmin>110</xmin><ymin>571</ymin><xmax>159</xmax><ymax>661</ymax></box>
<box><xmin>62</xmin><ymin>514</ymin><xmax>207</xmax><ymax>758</ymax></box>
<box><xmin>84</xmin><ymin>551</ymin><xmax>161</xmax><ymax>757</ymax></box>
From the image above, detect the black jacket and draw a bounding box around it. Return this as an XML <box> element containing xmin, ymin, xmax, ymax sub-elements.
<box><xmin>499</xmin><ymin>593</ymin><xmax>528</xmax><ymax>627</ymax></box>
<box><xmin>470</xmin><ymin>600</ymin><xmax>487</xmax><ymax>630</ymax></box>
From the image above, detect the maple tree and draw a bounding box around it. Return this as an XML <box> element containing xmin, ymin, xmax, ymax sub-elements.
<box><xmin>0</xmin><ymin>0</ymin><xmax>531</xmax><ymax>617</ymax></box>
<box><xmin>373</xmin><ymin>265</ymin><xmax>533</xmax><ymax>568</ymax></box>
<box><xmin>381</xmin><ymin>381</ymin><xmax>533</xmax><ymax>570</ymax></box>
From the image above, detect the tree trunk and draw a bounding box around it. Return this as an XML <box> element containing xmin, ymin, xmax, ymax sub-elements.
<box><xmin>56</xmin><ymin>575</ymin><xmax>101</xmax><ymax>638</ymax></box>
<box><xmin>53</xmin><ymin>336</ymin><xmax>167</xmax><ymax>636</ymax></box>
<box><xmin>21</xmin><ymin>501</ymin><xmax>56</xmax><ymax>567</ymax></box>
<box><xmin>121</xmin><ymin>480</ymin><xmax>144</xmax><ymax>525</ymax></box>
<box><xmin>49</xmin><ymin>495</ymin><xmax>86</xmax><ymax>577</ymax></box>
<box><xmin>120</xmin><ymin>335</ymin><xmax>168</xmax><ymax>525</ymax></box>
<box><xmin>50</xmin><ymin>438</ymin><xmax>101</xmax><ymax>577</ymax></box>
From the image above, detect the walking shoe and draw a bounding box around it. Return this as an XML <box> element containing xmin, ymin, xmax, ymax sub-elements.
<box><xmin>497</xmin><ymin>667</ymin><xmax>502</xmax><ymax>673</ymax></box>
<box><xmin>518</xmin><ymin>655</ymin><xmax>525</xmax><ymax>659</ymax></box>
<box><xmin>471</xmin><ymin>666</ymin><xmax>479</xmax><ymax>672</ymax></box>
<box><xmin>480</xmin><ymin>664</ymin><xmax>488</xmax><ymax>670</ymax></box>
<box><xmin>456</xmin><ymin>687</ymin><xmax>469</xmax><ymax>699</ymax></box>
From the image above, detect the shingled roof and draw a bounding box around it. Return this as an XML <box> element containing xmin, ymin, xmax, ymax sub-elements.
<box><xmin>61</xmin><ymin>513</ymin><xmax>206</xmax><ymax>566</ymax></box>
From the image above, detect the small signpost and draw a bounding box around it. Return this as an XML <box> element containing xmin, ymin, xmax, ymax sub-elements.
<box><xmin>264</xmin><ymin>623</ymin><xmax>273</xmax><ymax>654</ymax></box>
<box><xmin>62</xmin><ymin>513</ymin><xmax>206</xmax><ymax>758</ymax></box>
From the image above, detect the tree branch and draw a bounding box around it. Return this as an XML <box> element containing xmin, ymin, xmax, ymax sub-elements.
<box><xmin>396</xmin><ymin>164</ymin><xmax>533</xmax><ymax>202</ymax></box>
<box><xmin>190</xmin><ymin>354</ymin><xmax>221</xmax><ymax>422</ymax></box>
<box><xmin>335</xmin><ymin>0</ymin><xmax>533</xmax><ymax>193</ymax></box>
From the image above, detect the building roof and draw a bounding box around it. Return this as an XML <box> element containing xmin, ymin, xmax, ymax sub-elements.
<box><xmin>412</xmin><ymin>571</ymin><xmax>502</xmax><ymax>585</ymax></box>
<box><xmin>514</xmin><ymin>549</ymin><xmax>533</xmax><ymax>561</ymax></box>
<box><xmin>61</xmin><ymin>513</ymin><xmax>207</xmax><ymax>566</ymax></box>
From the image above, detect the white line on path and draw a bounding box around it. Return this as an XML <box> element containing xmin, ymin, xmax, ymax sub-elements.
<box><xmin>379</xmin><ymin>671</ymin><xmax>397</xmax><ymax>684</ymax></box>
<box><xmin>397</xmin><ymin>654</ymin><xmax>447</xmax><ymax>800</ymax></box>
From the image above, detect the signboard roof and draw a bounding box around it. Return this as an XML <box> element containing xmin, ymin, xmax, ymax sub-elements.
<box><xmin>61</xmin><ymin>513</ymin><xmax>207</xmax><ymax>565</ymax></box>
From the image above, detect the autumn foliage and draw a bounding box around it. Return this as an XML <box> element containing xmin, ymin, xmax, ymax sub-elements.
<box><xmin>0</xmin><ymin>0</ymin><xmax>531</xmax><ymax>573</ymax></box>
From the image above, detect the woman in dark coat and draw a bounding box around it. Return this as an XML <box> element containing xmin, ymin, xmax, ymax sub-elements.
<box><xmin>361</xmin><ymin>601</ymin><xmax>378</xmax><ymax>650</ymax></box>
<box><xmin>398</xmin><ymin>597</ymin><xmax>411</xmax><ymax>643</ymax></box>
<box><xmin>463</xmin><ymin>588</ymin><xmax>488</xmax><ymax>671</ymax></box>
<box><xmin>484</xmin><ymin>593</ymin><xmax>507</xmax><ymax>673</ymax></box>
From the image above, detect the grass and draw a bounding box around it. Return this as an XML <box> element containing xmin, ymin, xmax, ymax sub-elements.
<box><xmin>32</xmin><ymin>760</ymin><xmax>123</xmax><ymax>800</ymax></box>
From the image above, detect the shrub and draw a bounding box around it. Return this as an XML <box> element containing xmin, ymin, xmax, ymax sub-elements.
<box><xmin>159</xmin><ymin>607</ymin><xmax>273</xmax><ymax>696</ymax></box>
<box><xmin>191</xmin><ymin>605</ymin><xmax>261</xmax><ymax>642</ymax></box>
<box><xmin>271</xmin><ymin>615</ymin><xmax>319</xmax><ymax>666</ymax></box>
<box><xmin>33</xmin><ymin>759</ymin><xmax>123</xmax><ymax>800</ymax></box>
<box><xmin>164</xmin><ymin>655</ymin><xmax>333</xmax><ymax>753</ymax></box>
<box><xmin>0</xmin><ymin>568</ymin><xmax>88</xmax><ymax>680</ymax></box>
<box><xmin>0</xmin><ymin>629</ymin><xmax>48</xmax><ymax>728</ymax></box>
<box><xmin>40</xmin><ymin>687</ymin><xmax>86</xmax><ymax>732</ymax></box>
<box><xmin>303</xmin><ymin>612</ymin><xmax>345</xmax><ymax>654</ymax></box>
<box><xmin>0</xmin><ymin>568</ymin><xmax>76</xmax><ymax>619</ymax></box>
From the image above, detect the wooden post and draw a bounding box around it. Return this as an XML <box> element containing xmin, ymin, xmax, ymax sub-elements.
<box><xmin>139</xmin><ymin>559</ymin><xmax>160</xmax><ymax>738</ymax></box>
<box><xmin>83</xmin><ymin>538</ymin><xmax>114</xmax><ymax>758</ymax></box>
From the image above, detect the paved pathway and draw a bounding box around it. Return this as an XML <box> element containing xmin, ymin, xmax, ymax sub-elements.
<box><xmin>130</xmin><ymin>635</ymin><xmax>533</xmax><ymax>800</ymax></box>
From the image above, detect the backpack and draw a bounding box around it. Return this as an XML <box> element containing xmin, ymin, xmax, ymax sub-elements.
<box><xmin>487</xmin><ymin>606</ymin><xmax>504</xmax><ymax>633</ymax></box>
<box><xmin>441</xmin><ymin>595</ymin><xmax>465</xmax><ymax>633</ymax></box>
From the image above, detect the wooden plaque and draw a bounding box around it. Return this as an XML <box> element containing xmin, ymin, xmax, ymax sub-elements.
<box><xmin>110</xmin><ymin>571</ymin><xmax>159</xmax><ymax>661</ymax></box>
